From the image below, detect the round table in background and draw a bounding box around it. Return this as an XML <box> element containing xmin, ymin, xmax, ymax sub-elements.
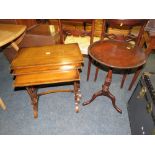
<box><xmin>0</xmin><ymin>24</ymin><xmax>26</xmax><ymax>110</ymax></box>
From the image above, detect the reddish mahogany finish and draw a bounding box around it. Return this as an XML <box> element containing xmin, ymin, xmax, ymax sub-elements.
<box><xmin>88</xmin><ymin>19</ymin><xmax>148</xmax><ymax>90</ymax></box>
<box><xmin>103</xmin><ymin>19</ymin><xmax>148</xmax><ymax>46</ymax></box>
<box><xmin>58</xmin><ymin>19</ymin><xmax>95</xmax><ymax>82</ymax></box>
<box><xmin>89</xmin><ymin>40</ymin><xmax>146</xmax><ymax>69</ymax></box>
<box><xmin>83</xmin><ymin>40</ymin><xmax>147</xmax><ymax>113</ymax></box>
<box><xmin>58</xmin><ymin>19</ymin><xmax>95</xmax><ymax>44</ymax></box>
<box><xmin>144</xmin><ymin>31</ymin><xmax>155</xmax><ymax>55</ymax></box>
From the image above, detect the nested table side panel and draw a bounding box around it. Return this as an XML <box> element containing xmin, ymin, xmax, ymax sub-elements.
<box><xmin>13</xmin><ymin>69</ymin><xmax>80</xmax><ymax>87</ymax></box>
<box><xmin>12</xmin><ymin>63</ymin><xmax>82</xmax><ymax>75</ymax></box>
<box><xmin>11</xmin><ymin>43</ymin><xmax>84</xmax><ymax>68</ymax></box>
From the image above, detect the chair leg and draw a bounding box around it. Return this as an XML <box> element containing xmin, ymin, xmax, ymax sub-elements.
<box><xmin>128</xmin><ymin>67</ymin><xmax>142</xmax><ymax>91</ymax></box>
<box><xmin>87</xmin><ymin>57</ymin><xmax>92</xmax><ymax>81</ymax></box>
<box><xmin>120</xmin><ymin>74</ymin><xmax>127</xmax><ymax>88</ymax></box>
<box><xmin>94</xmin><ymin>67</ymin><xmax>99</xmax><ymax>82</ymax></box>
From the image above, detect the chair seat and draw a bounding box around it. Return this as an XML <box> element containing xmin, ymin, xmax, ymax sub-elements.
<box><xmin>64</xmin><ymin>36</ymin><xmax>100</xmax><ymax>55</ymax></box>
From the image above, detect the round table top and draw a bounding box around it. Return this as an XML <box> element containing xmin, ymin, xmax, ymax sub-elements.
<box><xmin>0</xmin><ymin>24</ymin><xmax>26</xmax><ymax>47</ymax></box>
<box><xmin>89</xmin><ymin>40</ymin><xmax>147</xmax><ymax>69</ymax></box>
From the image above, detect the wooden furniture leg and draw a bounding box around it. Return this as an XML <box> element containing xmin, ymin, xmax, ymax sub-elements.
<box><xmin>83</xmin><ymin>69</ymin><xmax>122</xmax><ymax>113</ymax></box>
<box><xmin>0</xmin><ymin>98</ymin><xmax>6</xmax><ymax>110</ymax></box>
<box><xmin>128</xmin><ymin>67</ymin><xmax>142</xmax><ymax>91</ymax></box>
<box><xmin>26</xmin><ymin>87</ymin><xmax>39</xmax><ymax>118</ymax></box>
<box><xmin>25</xmin><ymin>82</ymin><xmax>81</xmax><ymax>118</ymax></box>
<box><xmin>94</xmin><ymin>67</ymin><xmax>99</xmax><ymax>82</ymax></box>
<box><xmin>145</xmin><ymin>43</ymin><xmax>152</xmax><ymax>55</ymax></box>
<box><xmin>120</xmin><ymin>74</ymin><xmax>127</xmax><ymax>88</ymax></box>
<box><xmin>24</xmin><ymin>80</ymin><xmax>81</xmax><ymax>118</ymax></box>
<box><xmin>74</xmin><ymin>81</ymin><xmax>82</xmax><ymax>113</ymax></box>
<box><xmin>11</xmin><ymin>33</ymin><xmax>25</xmax><ymax>52</ymax></box>
<box><xmin>87</xmin><ymin>57</ymin><xmax>92</xmax><ymax>81</ymax></box>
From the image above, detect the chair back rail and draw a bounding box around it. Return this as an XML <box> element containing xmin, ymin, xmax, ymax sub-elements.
<box><xmin>58</xmin><ymin>19</ymin><xmax>95</xmax><ymax>45</ymax></box>
<box><xmin>101</xmin><ymin>19</ymin><xmax>148</xmax><ymax>47</ymax></box>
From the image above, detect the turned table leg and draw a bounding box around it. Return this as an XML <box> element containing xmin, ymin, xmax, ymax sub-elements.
<box><xmin>83</xmin><ymin>69</ymin><xmax>122</xmax><ymax>114</ymax></box>
<box><xmin>74</xmin><ymin>81</ymin><xmax>82</xmax><ymax>113</ymax></box>
<box><xmin>26</xmin><ymin>87</ymin><xmax>39</xmax><ymax>118</ymax></box>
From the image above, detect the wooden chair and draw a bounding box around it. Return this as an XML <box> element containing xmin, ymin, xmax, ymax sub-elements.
<box><xmin>58</xmin><ymin>19</ymin><xmax>101</xmax><ymax>80</ymax></box>
<box><xmin>58</xmin><ymin>19</ymin><xmax>100</xmax><ymax>53</ymax></box>
<box><xmin>91</xmin><ymin>19</ymin><xmax>148</xmax><ymax>90</ymax></box>
<box><xmin>143</xmin><ymin>19</ymin><xmax>155</xmax><ymax>55</ymax></box>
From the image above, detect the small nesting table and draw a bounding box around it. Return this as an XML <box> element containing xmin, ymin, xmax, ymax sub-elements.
<box><xmin>11</xmin><ymin>43</ymin><xmax>84</xmax><ymax>118</ymax></box>
<box><xmin>83</xmin><ymin>40</ymin><xmax>147</xmax><ymax>113</ymax></box>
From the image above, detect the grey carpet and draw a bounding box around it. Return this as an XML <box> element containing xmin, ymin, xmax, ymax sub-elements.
<box><xmin>0</xmin><ymin>51</ymin><xmax>155</xmax><ymax>135</ymax></box>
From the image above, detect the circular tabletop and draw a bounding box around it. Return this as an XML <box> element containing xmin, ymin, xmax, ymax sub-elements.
<box><xmin>0</xmin><ymin>24</ymin><xmax>26</xmax><ymax>47</ymax></box>
<box><xmin>89</xmin><ymin>40</ymin><xmax>147</xmax><ymax>69</ymax></box>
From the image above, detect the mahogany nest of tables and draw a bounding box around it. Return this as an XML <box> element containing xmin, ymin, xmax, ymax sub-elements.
<box><xmin>11</xmin><ymin>43</ymin><xmax>84</xmax><ymax>118</ymax></box>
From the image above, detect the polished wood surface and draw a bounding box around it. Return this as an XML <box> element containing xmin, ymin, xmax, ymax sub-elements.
<box><xmin>12</xmin><ymin>63</ymin><xmax>82</xmax><ymax>75</ymax></box>
<box><xmin>11</xmin><ymin>43</ymin><xmax>83</xmax><ymax>69</ymax></box>
<box><xmin>0</xmin><ymin>19</ymin><xmax>37</xmax><ymax>29</ymax></box>
<box><xmin>83</xmin><ymin>69</ymin><xmax>122</xmax><ymax>113</ymax></box>
<box><xmin>58</xmin><ymin>19</ymin><xmax>95</xmax><ymax>43</ymax></box>
<box><xmin>106</xmin><ymin>19</ymin><xmax>147</xmax><ymax>27</ymax></box>
<box><xmin>0</xmin><ymin>24</ymin><xmax>26</xmax><ymax>110</ymax></box>
<box><xmin>104</xmin><ymin>19</ymin><xmax>148</xmax><ymax>46</ymax></box>
<box><xmin>58</xmin><ymin>19</ymin><xmax>96</xmax><ymax>82</ymax></box>
<box><xmin>13</xmin><ymin>70</ymin><xmax>80</xmax><ymax>87</ymax></box>
<box><xmin>0</xmin><ymin>24</ymin><xmax>26</xmax><ymax>47</ymax></box>
<box><xmin>27</xmin><ymin>24</ymin><xmax>51</xmax><ymax>35</ymax></box>
<box><xmin>11</xmin><ymin>43</ymin><xmax>83</xmax><ymax>118</ymax></box>
<box><xmin>83</xmin><ymin>40</ymin><xmax>147</xmax><ymax>113</ymax></box>
<box><xmin>89</xmin><ymin>40</ymin><xmax>147</xmax><ymax>69</ymax></box>
<box><xmin>92</xmin><ymin>19</ymin><xmax>148</xmax><ymax>90</ymax></box>
<box><xmin>94</xmin><ymin>19</ymin><xmax>148</xmax><ymax>83</ymax></box>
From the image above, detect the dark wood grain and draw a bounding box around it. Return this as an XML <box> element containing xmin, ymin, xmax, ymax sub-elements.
<box><xmin>11</xmin><ymin>43</ymin><xmax>83</xmax><ymax>118</ymax></box>
<box><xmin>83</xmin><ymin>39</ymin><xmax>147</xmax><ymax>113</ymax></box>
<box><xmin>89</xmin><ymin>40</ymin><xmax>147</xmax><ymax>69</ymax></box>
<box><xmin>93</xmin><ymin>19</ymin><xmax>148</xmax><ymax>90</ymax></box>
<box><xmin>58</xmin><ymin>19</ymin><xmax>96</xmax><ymax>81</ymax></box>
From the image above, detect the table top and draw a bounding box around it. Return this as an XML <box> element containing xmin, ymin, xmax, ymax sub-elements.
<box><xmin>0</xmin><ymin>24</ymin><xmax>26</xmax><ymax>47</ymax></box>
<box><xmin>11</xmin><ymin>43</ymin><xmax>84</xmax><ymax>69</ymax></box>
<box><xmin>89</xmin><ymin>40</ymin><xmax>147</xmax><ymax>69</ymax></box>
<box><xmin>11</xmin><ymin>43</ymin><xmax>83</xmax><ymax>87</ymax></box>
